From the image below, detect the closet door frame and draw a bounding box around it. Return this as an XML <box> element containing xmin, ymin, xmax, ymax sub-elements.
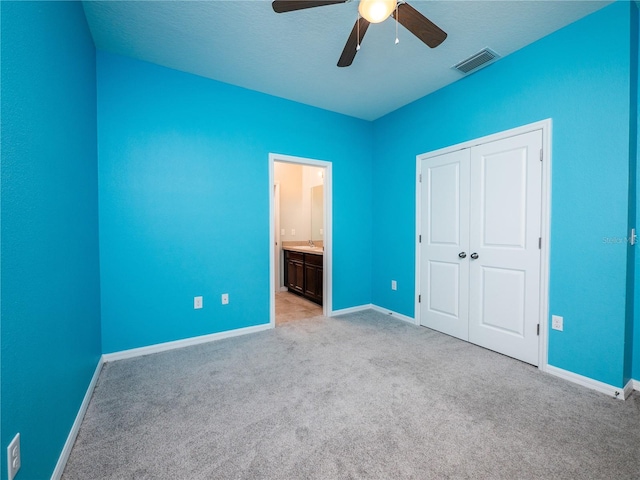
<box><xmin>414</xmin><ymin>119</ymin><xmax>552</xmax><ymax>372</ymax></box>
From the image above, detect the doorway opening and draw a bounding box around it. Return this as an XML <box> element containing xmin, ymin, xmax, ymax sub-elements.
<box><xmin>269</xmin><ymin>153</ymin><xmax>332</xmax><ymax>327</ymax></box>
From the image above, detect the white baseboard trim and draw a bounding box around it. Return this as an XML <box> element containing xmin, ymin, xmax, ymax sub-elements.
<box><xmin>331</xmin><ymin>304</ymin><xmax>417</xmax><ymax>326</ymax></box>
<box><xmin>545</xmin><ymin>364</ymin><xmax>629</xmax><ymax>400</ymax></box>
<box><xmin>102</xmin><ymin>323</ymin><xmax>273</xmax><ymax>362</ymax></box>
<box><xmin>51</xmin><ymin>356</ymin><xmax>104</xmax><ymax>480</ymax></box>
<box><xmin>623</xmin><ymin>379</ymin><xmax>634</xmax><ymax>399</ymax></box>
<box><xmin>370</xmin><ymin>304</ymin><xmax>417</xmax><ymax>325</ymax></box>
<box><xmin>331</xmin><ymin>304</ymin><xmax>373</xmax><ymax>316</ymax></box>
<box><xmin>633</xmin><ymin>379</ymin><xmax>640</xmax><ymax>391</ymax></box>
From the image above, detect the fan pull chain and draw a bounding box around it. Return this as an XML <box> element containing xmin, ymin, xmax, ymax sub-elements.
<box><xmin>395</xmin><ymin>4</ymin><xmax>399</xmax><ymax>44</ymax></box>
<box><xmin>356</xmin><ymin>14</ymin><xmax>361</xmax><ymax>51</ymax></box>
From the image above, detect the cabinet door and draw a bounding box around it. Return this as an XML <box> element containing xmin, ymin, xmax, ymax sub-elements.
<box><xmin>295</xmin><ymin>262</ymin><xmax>304</xmax><ymax>292</ymax></box>
<box><xmin>303</xmin><ymin>264</ymin><xmax>323</xmax><ymax>304</ymax></box>
<box><xmin>284</xmin><ymin>251</ymin><xmax>290</xmax><ymax>288</ymax></box>
<box><xmin>304</xmin><ymin>264</ymin><xmax>317</xmax><ymax>298</ymax></box>
<box><xmin>316</xmin><ymin>267</ymin><xmax>323</xmax><ymax>303</ymax></box>
<box><xmin>286</xmin><ymin>259</ymin><xmax>295</xmax><ymax>290</ymax></box>
<box><xmin>292</xmin><ymin>261</ymin><xmax>304</xmax><ymax>292</ymax></box>
<box><xmin>285</xmin><ymin>251</ymin><xmax>304</xmax><ymax>293</ymax></box>
<box><xmin>304</xmin><ymin>254</ymin><xmax>323</xmax><ymax>304</ymax></box>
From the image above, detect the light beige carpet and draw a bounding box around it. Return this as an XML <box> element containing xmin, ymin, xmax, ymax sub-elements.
<box><xmin>63</xmin><ymin>310</ymin><xmax>640</xmax><ymax>479</ymax></box>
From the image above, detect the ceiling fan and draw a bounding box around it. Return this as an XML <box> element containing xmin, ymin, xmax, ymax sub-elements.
<box><xmin>272</xmin><ymin>0</ymin><xmax>447</xmax><ymax>67</ymax></box>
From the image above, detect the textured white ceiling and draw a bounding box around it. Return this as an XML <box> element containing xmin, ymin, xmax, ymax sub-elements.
<box><xmin>83</xmin><ymin>0</ymin><xmax>611</xmax><ymax>120</ymax></box>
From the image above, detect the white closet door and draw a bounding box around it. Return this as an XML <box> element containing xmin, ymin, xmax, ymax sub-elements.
<box><xmin>468</xmin><ymin>130</ymin><xmax>543</xmax><ymax>365</ymax></box>
<box><xmin>420</xmin><ymin>149</ymin><xmax>470</xmax><ymax>341</ymax></box>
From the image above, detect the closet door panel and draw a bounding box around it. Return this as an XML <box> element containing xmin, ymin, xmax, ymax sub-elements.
<box><xmin>468</xmin><ymin>130</ymin><xmax>543</xmax><ymax>366</ymax></box>
<box><xmin>420</xmin><ymin>149</ymin><xmax>470</xmax><ymax>341</ymax></box>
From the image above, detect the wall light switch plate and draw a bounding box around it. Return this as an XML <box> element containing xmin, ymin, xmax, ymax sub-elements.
<box><xmin>551</xmin><ymin>315</ymin><xmax>563</xmax><ymax>331</ymax></box>
<box><xmin>221</xmin><ymin>293</ymin><xmax>229</xmax><ymax>305</ymax></box>
<box><xmin>7</xmin><ymin>433</ymin><xmax>20</xmax><ymax>480</ymax></box>
<box><xmin>391</xmin><ymin>280</ymin><xmax>397</xmax><ymax>291</ymax></box>
<box><xmin>291</xmin><ymin>229</ymin><xmax>296</xmax><ymax>236</ymax></box>
<box><xmin>281</xmin><ymin>229</ymin><xmax>285</xmax><ymax>236</ymax></box>
<box><xmin>194</xmin><ymin>296</ymin><xmax>203</xmax><ymax>309</ymax></box>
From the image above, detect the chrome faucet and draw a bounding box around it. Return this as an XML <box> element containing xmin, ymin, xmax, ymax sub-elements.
<box><xmin>308</xmin><ymin>239</ymin><xmax>315</xmax><ymax>247</ymax></box>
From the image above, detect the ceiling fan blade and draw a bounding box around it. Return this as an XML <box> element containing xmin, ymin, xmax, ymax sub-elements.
<box><xmin>337</xmin><ymin>17</ymin><xmax>370</xmax><ymax>67</ymax></box>
<box><xmin>392</xmin><ymin>2</ymin><xmax>447</xmax><ymax>48</ymax></box>
<box><xmin>272</xmin><ymin>0</ymin><xmax>347</xmax><ymax>14</ymax></box>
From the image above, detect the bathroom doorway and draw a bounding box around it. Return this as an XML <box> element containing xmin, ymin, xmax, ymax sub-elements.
<box><xmin>269</xmin><ymin>154</ymin><xmax>332</xmax><ymax>327</ymax></box>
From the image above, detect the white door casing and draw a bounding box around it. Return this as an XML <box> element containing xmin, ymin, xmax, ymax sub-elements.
<box><xmin>417</xmin><ymin>126</ymin><xmax>545</xmax><ymax>366</ymax></box>
<box><xmin>268</xmin><ymin>153</ymin><xmax>332</xmax><ymax>328</ymax></box>
<box><xmin>274</xmin><ymin>183</ymin><xmax>281</xmax><ymax>292</ymax></box>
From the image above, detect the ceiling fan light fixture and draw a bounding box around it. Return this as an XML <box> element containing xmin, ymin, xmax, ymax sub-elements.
<box><xmin>358</xmin><ymin>0</ymin><xmax>396</xmax><ymax>23</ymax></box>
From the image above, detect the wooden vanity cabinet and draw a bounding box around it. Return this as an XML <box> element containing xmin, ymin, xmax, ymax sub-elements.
<box><xmin>303</xmin><ymin>252</ymin><xmax>323</xmax><ymax>304</ymax></box>
<box><xmin>284</xmin><ymin>250</ymin><xmax>323</xmax><ymax>305</ymax></box>
<box><xmin>286</xmin><ymin>251</ymin><xmax>304</xmax><ymax>294</ymax></box>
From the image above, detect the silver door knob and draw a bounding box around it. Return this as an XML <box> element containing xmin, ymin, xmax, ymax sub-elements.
<box><xmin>458</xmin><ymin>252</ymin><xmax>467</xmax><ymax>258</ymax></box>
<box><xmin>470</xmin><ymin>252</ymin><xmax>479</xmax><ymax>259</ymax></box>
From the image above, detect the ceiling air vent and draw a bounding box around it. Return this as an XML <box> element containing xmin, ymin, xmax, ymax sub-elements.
<box><xmin>453</xmin><ymin>48</ymin><xmax>500</xmax><ymax>74</ymax></box>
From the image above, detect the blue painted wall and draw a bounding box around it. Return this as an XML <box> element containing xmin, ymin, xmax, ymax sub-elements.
<box><xmin>1</xmin><ymin>4</ymin><xmax>639</xmax><ymax>479</ymax></box>
<box><xmin>372</xmin><ymin>2</ymin><xmax>633</xmax><ymax>387</ymax></box>
<box><xmin>634</xmin><ymin>4</ymin><xmax>640</xmax><ymax>382</ymax></box>
<box><xmin>626</xmin><ymin>2</ymin><xmax>638</xmax><ymax>385</ymax></box>
<box><xmin>97</xmin><ymin>52</ymin><xmax>373</xmax><ymax>353</ymax></box>
<box><xmin>0</xmin><ymin>2</ymin><xmax>101</xmax><ymax>480</ymax></box>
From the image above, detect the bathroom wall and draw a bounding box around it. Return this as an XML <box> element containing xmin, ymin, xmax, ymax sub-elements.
<box><xmin>302</xmin><ymin>165</ymin><xmax>324</xmax><ymax>243</ymax></box>
<box><xmin>275</xmin><ymin>162</ymin><xmax>324</xmax><ymax>244</ymax></box>
<box><xmin>276</xmin><ymin>162</ymin><xmax>307</xmax><ymax>241</ymax></box>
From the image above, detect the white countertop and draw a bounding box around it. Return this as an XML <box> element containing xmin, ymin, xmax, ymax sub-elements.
<box><xmin>282</xmin><ymin>245</ymin><xmax>324</xmax><ymax>255</ymax></box>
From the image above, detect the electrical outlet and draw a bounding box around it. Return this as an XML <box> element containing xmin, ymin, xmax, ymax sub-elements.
<box><xmin>291</xmin><ymin>229</ymin><xmax>296</xmax><ymax>236</ymax></box>
<box><xmin>391</xmin><ymin>280</ymin><xmax>397</xmax><ymax>291</ymax></box>
<box><xmin>221</xmin><ymin>293</ymin><xmax>229</xmax><ymax>305</ymax></box>
<box><xmin>7</xmin><ymin>433</ymin><xmax>20</xmax><ymax>480</ymax></box>
<box><xmin>194</xmin><ymin>296</ymin><xmax>203</xmax><ymax>309</ymax></box>
<box><xmin>552</xmin><ymin>315</ymin><xmax>563</xmax><ymax>331</ymax></box>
